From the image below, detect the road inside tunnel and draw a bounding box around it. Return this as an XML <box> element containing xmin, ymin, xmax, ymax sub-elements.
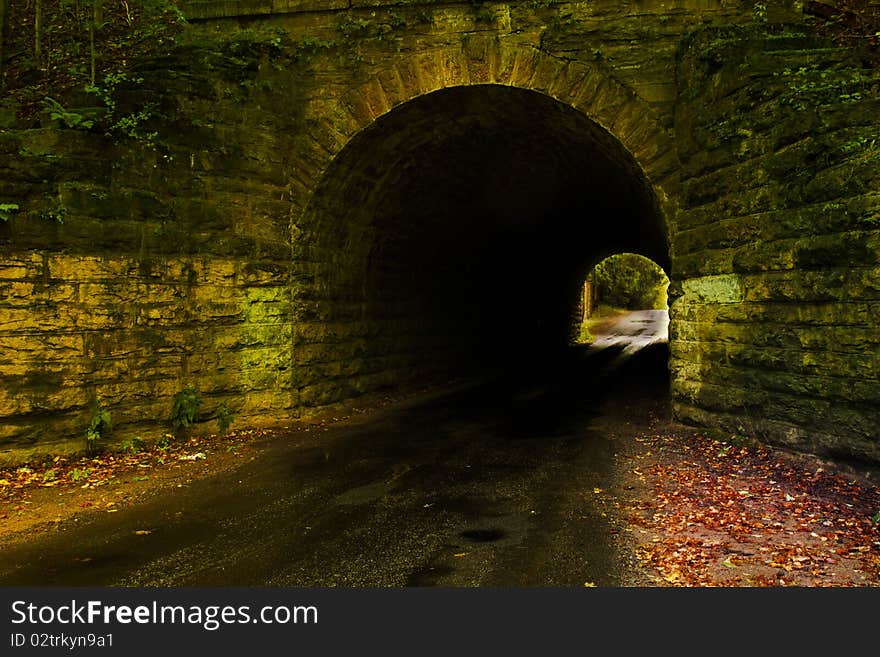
<box><xmin>0</xmin><ymin>314</ymin><xmax>670</xmax><ymax>586</ymax></box>
<box><xmin>298</xmin><ymin>84</ymin><xmax>669</xmax><ymax>382</ymax></box>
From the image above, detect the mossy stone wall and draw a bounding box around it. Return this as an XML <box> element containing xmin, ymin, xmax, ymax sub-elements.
<box><xmin>671</xmin><ymin>27</ymin><xmax>880</xmax><ymax>461</ymax></box>
<box><xmin>2</xmin><ymin>1</ymin><xmax>878</xmax><ymax>465</ymax></box>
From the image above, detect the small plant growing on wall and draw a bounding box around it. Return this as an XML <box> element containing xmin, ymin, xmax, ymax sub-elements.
<box><xmin>170</xmin><ymin>384</ymin><xmax>202</xmax><ymax>436</ymax></box>
<box><xmin>0</xmin><ymin>203</ymin><xmax>19</xmax><ymax>222</ymax></box>
<box><xmin>41</xmin><ymin>96</ymin><xmax>95</xmax><ymax>129</ymax></box>
<box><xmin>217</xmin><ymin>401</ymin><xmax>234</xmax><ymax>435</ymax></box>
<box><xmin>85</xmin><ymin>405</ymin><xmax>111</xmax><ymax>456</ymax></box>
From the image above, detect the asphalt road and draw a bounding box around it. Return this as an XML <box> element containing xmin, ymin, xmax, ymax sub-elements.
<box><xmin>0</xmin><ymin>312</ymin><xmax>670</xmax><ymax>587</ymax></box>
<box><xmin>590</xmin><ymin>309</ymin><xmax>669</xmax><ymax>357</ymax></box>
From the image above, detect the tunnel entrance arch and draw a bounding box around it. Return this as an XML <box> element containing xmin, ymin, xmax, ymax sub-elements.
<box><xmin>289</xmin><ymin>45</ymin><xmax>678</xmax><ymax>402</ymax></box>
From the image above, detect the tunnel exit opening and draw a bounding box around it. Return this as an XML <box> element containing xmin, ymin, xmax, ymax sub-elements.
<box><xmin>297</xmin><ymin>84</ymin><xmax>671</xmax><ymax>398</ymax></box>
<box><xmin>575</xmin><ymin>253</ymin><xmax>670</xmax><ymax>346</ymax></box>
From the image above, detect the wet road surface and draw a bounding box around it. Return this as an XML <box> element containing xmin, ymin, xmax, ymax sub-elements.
<box><xmin>590</xmin><ymin>310</ymin><xmax>669</xmax><ymax>357</ymax></box>
<box><xmin>0</xmin><ymin>313</ymin><xmax>670</xmax><ymax>586</ymax></box>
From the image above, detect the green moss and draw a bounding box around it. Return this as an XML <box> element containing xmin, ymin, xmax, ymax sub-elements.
<box><xmin>679</xmin><ymin>275</ymin><xmax>744</xmax><ymax>304</ymax></box>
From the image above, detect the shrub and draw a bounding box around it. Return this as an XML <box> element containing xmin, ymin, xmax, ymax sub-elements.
<box><xmin>170</xmin><ymin>384</ymin><xmax>202</xmax><ymax>434</ymax></box>
<box><xmin>217</xmin><ymin>401</ymin><xmax>234</xmax><ymax>435</ymax></box>
<box><xmin>85</xmin><ymin>406</ymin><xmax>112</xmax><ymax>455</ymax></box>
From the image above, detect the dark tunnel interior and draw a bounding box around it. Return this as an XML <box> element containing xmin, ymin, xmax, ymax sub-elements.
<box><xmin>300</xmin><ymin>85</ymin><xmax>669</xmax><ymax>381</ymax></box>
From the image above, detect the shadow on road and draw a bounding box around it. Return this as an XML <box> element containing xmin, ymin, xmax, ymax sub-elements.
<box><xmin>0</xmin><ymin>312</ymin><xmax>671</xmax><ymax>587</ymax></box>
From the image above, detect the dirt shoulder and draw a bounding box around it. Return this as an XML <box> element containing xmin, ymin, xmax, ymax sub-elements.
<box><xmin>0</xmin><ymin>431</ymin><xmax>270</xmax><ymax>550</ymax></box>
<box><xmin>0</xmin><ymin>384</ymin><xmax>449</xmax><ymax>549</ymax></box>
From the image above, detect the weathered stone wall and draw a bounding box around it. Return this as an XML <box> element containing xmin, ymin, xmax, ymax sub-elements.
<box><xmin>0</xmin><ymin>49</ymin><xmax>300</xmax><ymax>463</ymax></box>
<box><xmin>3</xmin><ymin>0</ymin><xmax>878</xmax><ymax>466</ymax></box>
<box><xmin>671</xmin><ymin>26</ymin><xmax>880</xmax><ymax>462</ymax></box>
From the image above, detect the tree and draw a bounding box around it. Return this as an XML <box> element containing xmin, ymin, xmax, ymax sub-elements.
<box><xmin>590</xmin><ymin>253</ymin><xmax>669</xmax><ymax>311</ymax></box>
<box><xmin>0</xmin><ymin>0</ymin><xmax>6</xmax><ymax>85</ymax></box>
<box><xmin>89</xmin><ymin>0</ymin><xmax>103</xmax><ymax>85</ymax></box>
<box><xmin>35</xmin><ymin>0</ymin><xmax>43</xmax><ymax>67</ymax></box>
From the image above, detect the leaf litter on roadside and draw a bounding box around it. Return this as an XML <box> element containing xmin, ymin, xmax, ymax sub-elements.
<box><xmin>617</xmin><ymin>432</ymin><xmax>880</xmax><ymax>587</ymax></box>
<box><xmin>0</xmin><ymin>429</ymin><xmax>278</xmax><ymax>505</ymax></box>
<box><xmin>0</xmin><ymin>387</ymin><xmax>435</xmax><ymax>512</ymax></box>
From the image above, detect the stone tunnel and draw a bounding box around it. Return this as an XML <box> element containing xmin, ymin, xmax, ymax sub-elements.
<box><xmin>301</xmin><ymin>84</ymin><xmax>668</xmax><ymax>376</ymax></box>
<box><xmin>0</xmin><ymin>0</ymin><xmax>878</xmax><ymax>464</ymax></box>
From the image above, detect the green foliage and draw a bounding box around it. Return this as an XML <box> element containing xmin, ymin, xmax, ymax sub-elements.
<box><xmin>71</xmin><ymin>467</ymin><xmax>91</xmax><ymax>482</ymax></box>
<box><xmin>752</xmin><ymin>2</ymin><xmax>767</xmax><ymax>23</ymax></box>
<box><xmin>224</xmin><ymin>26</ymin><xmax>287</xmax><ymax>59</ymax></box>
<box><xmin>839</xmin><ymin>136</ymin><xmax>880</xmax><ymax>165</ymax></box>
<box><xmin>85</xmin><ymin>406</ymin><xmax>111</xmax><ymax>456</ymax></box>
<box><xmin>39</xmin><ymin>202</ymin><xmax>67</xmax><ymax>224</ymax></box>
<box><xmin>337</xmin><ymin>16</ymin><xmax>374</xmax><ymax>40</ymax></box>
<box><xmin>217</xmin><ymin>401</ymin><xmax>234</xmax><ymax>435</ymax></box>
<box><xmin>293</xmin><ymin>36</ymin><xmax>336</xmax><ymax>63</ymax></box>
<box><xmin>5</xmin><ymin>0</ymin><xmax>187</xmax><ymax>118</ymax></box>
<box><xmin>170</xmin><ymin>384</ymin><xmax>202</xmax><ymax>434</ymax></box>
<box><xmin>776</xmin><ymin>67</ymin><xmax>874</xmax><ymax>111</ymax></box>
<box><xmin>111</xmin><ymin>104</ymin><xmax>157</xmax><ymax>142</ymax></box>
<box><xmin>0</xmin><ymin>203</ymin><xmax>19</xmax><ymax>222</ymax></box>
<box><xmin>41</xmin><ymin>96</ymin><xmax>94</xmax><ymax>129</ymax></box>
<box><xmin>576</xmin><ymin>321</ymin><xmax>595</xmax><ymax>345</ymax></box>
<box><xmin>590</xmin><ymin>254</ymin><xmax>669</xmax><ymax>311</ymax></box>
<box><xmin>840</xmin><ymin>136</ymin><xmax>876</xmax><ymax>153</ymax></box>
<box><xmin>85</xmin><ymin>71</ymin><xmax>157</xmax><ymax>145</ymax></box>
<box><xmin>336</xmin><ymin>12</ymin><xmax>404</xmax><ymax>64</ymax></box>
<box><xmin>388</xmin><ymin>13</ymin><xmax>407</xmax><ymax>31</ymax></box>
<box><xmin>140</xmin><ymin>0</ymin><xmax>187</xmax><ymax>25</ymax></box>
<box><xmin>120</xmin><ymin>436</ymin><xmax>145</xmax><ymax>453</ymax></box>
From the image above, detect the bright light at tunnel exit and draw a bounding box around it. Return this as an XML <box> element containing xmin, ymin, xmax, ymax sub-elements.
<box><xmin>575</xmin><ymin>253</ymin><xmax>670</xmax><ymax>346</ymax></box>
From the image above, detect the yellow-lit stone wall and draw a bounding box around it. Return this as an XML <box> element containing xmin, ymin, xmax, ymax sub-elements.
<box><xmin>0</xmin><ymin>251</ymin><xmax>293</xmax><ymax>463</ymax></box>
